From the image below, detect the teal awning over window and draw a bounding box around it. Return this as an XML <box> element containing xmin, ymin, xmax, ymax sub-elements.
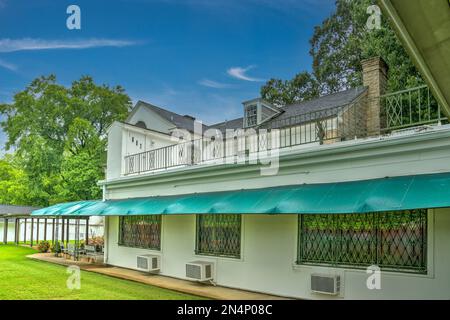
<box><xmin>31</xmin><ymin>172</ymin><xmax>450</xmax><ymax>216</ymax></box>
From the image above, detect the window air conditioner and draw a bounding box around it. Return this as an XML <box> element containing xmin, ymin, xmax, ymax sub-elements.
<box><xmin>185</xmin><ymin>261</ymin><xmax>214</xmax><ymax>282</ymax></box>
<box><xmin>136</xmin><ymin>254</ymin><xmax>160</xmax><ymax>272</ymax></box>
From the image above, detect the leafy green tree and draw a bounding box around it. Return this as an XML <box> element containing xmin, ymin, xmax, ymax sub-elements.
<box><xmin>261</xmin><ymin>0</ymin><xmax>423</xmax><ymax>105</ymax></box>
<box><xmin>261</xmin><ymin>72</ymin><xmax>319</xmax><ymax>107</ymax></box>
<box><xmin>52</xmin><ymin>118</ymin><xmax>106</xmax><ymax>203</ymax></box>
<box><xmin>0</xmin><ymin>156</ymin><xmax>31</xmax><ymax>205</ymax></box>
<box><xmin>0</xmin><ymin>75</ymin><xmax>131</xmax><ymax>206</ymax></box>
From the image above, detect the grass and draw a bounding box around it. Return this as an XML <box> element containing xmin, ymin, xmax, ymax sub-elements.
<box><xmin>0</xmin><ymin>244</ymin><xmax>204</xmax><ymax>300</ymax></box>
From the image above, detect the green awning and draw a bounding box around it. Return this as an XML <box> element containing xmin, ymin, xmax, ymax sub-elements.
<box><xmin>31</xmin><ymin>172</ymin><xmax>450</xmax><ymax>216</ymax></box>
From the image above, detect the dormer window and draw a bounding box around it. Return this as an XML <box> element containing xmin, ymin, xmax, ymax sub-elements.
<box><xmin>245</xmin><ymin>105</ymin><xmax>258</xmax><ymax>127</ymax></box>
<box><xmin>243</xmin><ymin>98</ymin><xmax>281</xmax><ymax>128</ymax></box>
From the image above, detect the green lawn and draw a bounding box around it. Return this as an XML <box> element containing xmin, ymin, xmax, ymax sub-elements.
<box><xmin>0</xmin><ymin>244</ymin><xmax>204</xmax><ymax>300</ymax></box>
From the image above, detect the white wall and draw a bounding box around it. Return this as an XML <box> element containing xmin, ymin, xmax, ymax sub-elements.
<box><xmin>103</xmin><ymin>127</ymin><xmax>450</xmax><ymax>299</ymax></box>
<box><xmin>128</xmin><ymin>105</ymin><xmax>174</xmax><ymax>134</ymax></box>
<box><xmin>105</xmin><ymin>128</ymin><xmax>450</xmax><ymax>199</ymax></box>
<box><xmin>106</xmin><ymin>121</ymin><xmax>176</xmax><ymax>179</ymax></box>
<box><xmin>105</xmin><ymin>209</ymin><xmax>450</xmax><ymax>299</ymax></box>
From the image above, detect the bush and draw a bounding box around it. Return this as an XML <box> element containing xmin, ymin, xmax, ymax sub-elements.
<box><xmin>38</xmin><ymin>241</ymin><xmax>50</xmax><ymax>253</ymax></box>
<box><xmin>89</xmin><ymin>236</ymin><xmax>104</xmax><ymax>247</ymax></box>
<box><xmin>50</xmin><ymin>241</ymin><xmax>61</xmax><ymax>254</ymax></box>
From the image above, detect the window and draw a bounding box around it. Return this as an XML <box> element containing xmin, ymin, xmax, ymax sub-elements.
<box><xmin>298</xmin><ymin>210</ymin><xmax>427</xmax><ymax>273</ymax></box>
<box><xmin>119</xmin><ymin>215</ymin><xmax>161</xmax><ymax>250</ymax></box>
<box><xmin>196</xmin><ymin>214</ymin><xmax>241</xmax><ymax>258</ymax></box>
<box><xmin>245</xmin><ymin>105</ymin><xmax>257</xmax><ymax>127</ymax></box>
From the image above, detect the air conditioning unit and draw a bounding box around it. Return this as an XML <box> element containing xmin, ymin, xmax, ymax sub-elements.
<box><xmin>311</xmin><ymin>274</ymin><xmax>340</xmax><ymax>295</ymax></box>
<box><xmin>186</xmin><ymin>261</ymin><xmax>214</xmax><ymax>282</ymax></box>
<box><xmin>136</xmin><ymin>254</ymin><xmax>160</xmax><ymax>273</ymax></box>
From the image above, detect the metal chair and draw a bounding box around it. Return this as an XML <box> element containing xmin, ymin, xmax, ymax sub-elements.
<box><xmin>85</xmin><ymin>244</ymin><xmax>104</xmax><ymax>263</ymax></box>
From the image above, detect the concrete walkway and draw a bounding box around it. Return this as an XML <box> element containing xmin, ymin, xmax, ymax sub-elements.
<box><xmin>28</xmin><ymin>253</ymin><xmax>288</xmax><ymax>300</ymax></box>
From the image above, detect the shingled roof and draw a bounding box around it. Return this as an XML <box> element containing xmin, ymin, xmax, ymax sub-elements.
<box><xmin>210</xmin><ymin>86</ymin><xmax>367</xmax><ymax>131</ymax></box>
<box><xmin>129</xmin><ymin>86</ymin><xmax>366</xmax><ymax>134</ymax></box>
<box><xmin>0</xmin><ymin>204</ymin><xmax>41</xmax><ymax>216</ymax></box>
<box><xmin>134</xmin><ymin>101</ymin><xmax>209</xmax><ymax>133</ymax></box>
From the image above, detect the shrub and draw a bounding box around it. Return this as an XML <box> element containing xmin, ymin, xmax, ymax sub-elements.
<box><xmin>51</xmin><ymin>241</ymin><xmax>61</xmax><ymax>254</ymax></box>
<box><xmin>38</xmin><ymin>241</ymin><xmax>50</xmax><ymax>253</ymax></box>
<box><xmin>89</xmin><ymin>236</ymin><xmax>104</xmax><ymax>247</ymax></box>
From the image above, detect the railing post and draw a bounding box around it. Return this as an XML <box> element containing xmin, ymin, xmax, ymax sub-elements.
<box><xmin>36</xmin><ymin>218</ymin><xmax>40</xmax><ymax>244</ymax></box>
<box><xmin>23</xmin><ymin>218</ymin><xmax>27</xmax><ymax>244</ymax></box>
<box><xmin>165</xmin><ymin>146</ymin><xmax>168</xmax><ymax>169</ymax></box>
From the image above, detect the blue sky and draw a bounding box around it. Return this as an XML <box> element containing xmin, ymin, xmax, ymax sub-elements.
<box><xmin>0</xmin><ymin>0</ymin><xmax>335</xmax><ymax>153</ymax></box>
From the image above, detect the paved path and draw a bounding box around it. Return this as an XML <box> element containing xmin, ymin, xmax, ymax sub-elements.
<box><xmin>28</xmin><ymin>253</ymin><xmax>289</xmax><ymax>300</ymax></box>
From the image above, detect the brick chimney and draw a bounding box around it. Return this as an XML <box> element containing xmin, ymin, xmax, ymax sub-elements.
<box><xmin>361</xmin><ymin>57</ymin><xmax>388</xmax><ymax>136</ymax></box>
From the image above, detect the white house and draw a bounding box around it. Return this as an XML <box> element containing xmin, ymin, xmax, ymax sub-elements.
<box><xmin>28</xmin><ymin>0</ymin><xmax>450</xmax><ymax>299</ymax></box>
<box><xmin>33</xmin><ymin>54</ymin><xmax>450</xmax><ymax>299</ymax></box>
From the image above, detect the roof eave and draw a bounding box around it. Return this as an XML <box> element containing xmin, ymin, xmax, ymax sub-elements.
<box><xmin>378</xmin><ymin>0</ymin><xmax>450</xmax><ymax>118</ymax></box>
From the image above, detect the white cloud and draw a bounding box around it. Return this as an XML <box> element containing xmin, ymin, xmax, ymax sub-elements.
<box><xmin>198</xmin><ymin>79</ymin><xmax>231</xmax><ymax>89</ymax></box>
<box><xmin>0</xmin><ymin>38</ymin><xmax>139</xmax><ymax>53</ymax></box>
<box><xmin>227</xmin><ymin>65</ymin><xmax>263</xmax><ymax>82</ymax></box>
<box><xmin>0</xmin><ymin>58</ymin><xmax>17</xmax><ymax>71</ymax></box>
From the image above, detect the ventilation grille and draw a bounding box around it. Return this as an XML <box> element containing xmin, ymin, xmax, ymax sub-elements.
<box><xmin>186</xmin><ymin>264</ymin><xmax>202</xmax><ymax>280</ymax></box>
<box><xmin>152</xmin><ymin>257</ymin><xmax>158</xmax><ymax>270</ymax></box>
<box><xmin>137</xmin><ymin>256</ymin><xmax>148</xmax><ymax>270</ymax></box>
<box><xmin>311</xmin><ymin>274</ymin><xmax>340</xmax><ymax>295</ymax></box>
<box><xmin>205</xmin><ymin>264</ymin><xmax>212</xmax><ymax>278</ymax></box>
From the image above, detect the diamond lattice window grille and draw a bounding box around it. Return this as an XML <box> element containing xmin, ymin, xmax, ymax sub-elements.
<box><xmin>298</xmin><ymin>210</ymin><xmax>427</xmax><ymax>273</ymax></box>
<box><xmin>196</xmin><ymin>214</ymin><xmax>241</xmax><ymax>258</ymax></box>
<box><xmin>119</xmin><ymin>215</ymin><xmax>161</xmax><ymax>250</ymax></box>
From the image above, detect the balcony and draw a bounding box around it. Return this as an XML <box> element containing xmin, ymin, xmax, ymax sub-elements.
<box><xmin>123</xmin><ymin>86</ymin><xmax>446</xmax><ymax>176</ymax></box>
<box><xmin>380</xmin><ymin>85</ymin><xmax>446</xmax><ymax>131</ymax></box>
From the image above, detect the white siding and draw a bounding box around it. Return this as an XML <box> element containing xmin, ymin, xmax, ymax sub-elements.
<box><xmin>106</xmin><ymin>209</ymin><xmax>450</xmax><ymax>299</ymax></box>
<box><xmin>103</xmin><ymin>127</ymin><xmax>450</xmax><ymax>299</ymax></box>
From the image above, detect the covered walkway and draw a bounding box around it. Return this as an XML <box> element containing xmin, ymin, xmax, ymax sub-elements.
<box><xmin>1</xmin><ymin>204</ymin><xmax>92</xmax><ymax>251</ymax></box>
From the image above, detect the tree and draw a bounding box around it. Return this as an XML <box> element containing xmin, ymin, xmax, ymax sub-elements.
<box><xmin>52</xmin><ymin>118</ymin><xmax>106</xmax><ymax>203</ymax></box>
<box><xmin>261</xmin><ymin>0</ymin><xmax>423</xmax><ymax>105</ymax></box>
<box><xmin>261</xmin><ymin>72</ymin><xmax>319</xmax><ymax>107</ymax></box>
<box><xmin>0</xmin><ymin>75</ymin><xmax>131</xmax><ymax>206</ymax></box>
<box><xmin>0</xmin><ymin>156</ymin><xmax>31</xmax><ymax>205</ymax></box>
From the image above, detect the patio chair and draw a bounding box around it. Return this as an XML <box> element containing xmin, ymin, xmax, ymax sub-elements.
<box><xmin>66</xmin><ymin>243</ymin><xmax>75</xmax><ymax>258</ymax></box>
<box><xmin>65</xmin><ymin>243</ymin><xmax>86</xmax><ymax>260</ymax></box>
<box><xmin>85</xmin><ymin>244</ymin><xmax>104</xmax><ymax>263</ymax></box>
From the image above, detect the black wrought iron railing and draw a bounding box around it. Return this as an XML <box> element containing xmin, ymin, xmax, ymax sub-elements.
<box><xmin>124</xmin><ymin>98</ymin><xmax>367</xmax><ymax>175</ymax></box>
<box><xmin>379</xmin><ymin>85</ymin><xmax>446</xmax><ymax>132</ymax></box>
<box><xmin>123</xmin><ymin>85</ymin><xmax>447</xmax><ymax>175</ymax></box>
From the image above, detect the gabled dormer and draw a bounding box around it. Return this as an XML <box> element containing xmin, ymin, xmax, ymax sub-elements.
<box><xmin>242</xmin><ymin>98</ymin><xmax>281</xmax><ymax>128</ymax></box>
